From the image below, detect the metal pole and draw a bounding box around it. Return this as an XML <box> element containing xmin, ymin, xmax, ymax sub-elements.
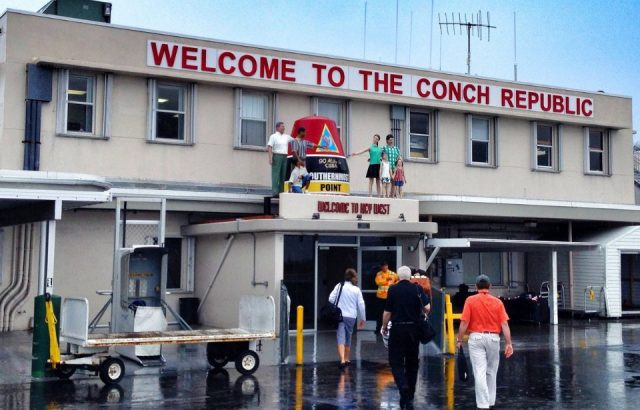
<box><xmin>513</xmin><ymin>11</ymin><xmax>518</xmax><ymax>81</ymax></box>
<box><xmin>395</xmin><ymin>0</ymin><xmax>399</xmax><ymax>64</ymax></box>
<box><xmin>551</xmin><ymin>251</ymin><xmax>558</xmax><ymax>325</ymax></box>
<box><xmin>466</xmin><ymin>23</ymin><xmax>471</xmax><ymax>75</ymax></box>
<box><xmin>429</xmin><ymin>0</ymin><xmax>434</xmax><ymax>68</ymax></box>
<box><xmin>363</xmin><ymin>1</ymin><xmax>367</xmax><ymax>59</ymax></box>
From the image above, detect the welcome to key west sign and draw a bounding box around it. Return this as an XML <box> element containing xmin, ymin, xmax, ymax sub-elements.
<box><xmin>147</xmin><ymin>40</ymin><xmax>594</xmax><ymax>118</ymax></box>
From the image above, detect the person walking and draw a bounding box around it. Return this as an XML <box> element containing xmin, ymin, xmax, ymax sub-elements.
<box><xmin>381</xmin><ymin>266</ymin><xmax>430</xmax><ymax>409</ymax></box>
<box><xmin>374</xmin><ymin>262</ymin><xmax>398</xmax><ymax>334</ymax></box>
<box><xmin>350</xmin><ymin>134</ymin><xmax>382</xmax><ymax>197</ymax></box>
<box><xmin>382</xmin><ymin>134</ymin><xmax>400</xmax><ymax>197</ymax></box>
<box><xmin>328</xmin><ymin>268</ymin><xmax>366</xmax><ymax>369</ymax></box>
<box><xmin>456</xmin><ymin>274</ymin><xmax>514</xmax><ymax>410</ymax></box>
<box><xmin>267</xmin><ymin>122</ymin><xmax>293</xmax><ymax>196</ymax></box>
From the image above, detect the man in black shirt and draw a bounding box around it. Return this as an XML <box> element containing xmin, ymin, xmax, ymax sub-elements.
<box><xmin>382</xmin><ymin>265</ymin><xmax>430</xmax><ymax>409</ymax></box>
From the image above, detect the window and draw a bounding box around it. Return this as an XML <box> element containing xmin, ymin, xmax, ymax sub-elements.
<box><xmin>462</xmin><ymin>252</ymin><xmax>502</xmax><ymax>285</ymax></box>
<box><xmin>532</xmin><ymin>122</ymin><xmax>560</xmax><ymax>172</ymax></box>
<box><xmin>312</xmin><ymin>97</ymin><xmax>350</xmax><ymax>151</ymax></box>
<box><xmin>584</xmin><ymin>128</ymin><xmax>610</xmax><ymax>174</ymax></box>
<box><xmin>164</xmin><ymin>237</ymin><xmax>195</xmax><ymax>292</ymax></box>
<box><xmin>234</xmin><ymin>89</ymin><xmax>275</xmax><ymax>149</ymax></box>
<box><xmin>56</xmin><ymin>69</ymin><xmax>112</xmax><ymax>138</ymax></box>
<box><xmin>467</xmin><ymin>115</ymin><xmax>497</xmax><ymax>166</ymax></box>
<box><xmin>148</xmin><ymin>79</ymin><xmax>196</xmax><ymax>144</ymax></box>
<box><xmin>405</xmin><ymin>108</ymin><xmax>437</xmax><ymax>161</ymax></box>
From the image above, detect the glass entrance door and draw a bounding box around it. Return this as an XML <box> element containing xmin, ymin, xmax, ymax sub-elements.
<box><xmin>316</xmin><ymin>245</ymin><xmax>358</xmax><ymax>330</ymax></box>
<box><xmin>358</xmin><ymin>246</ymin><xmax>401</xmax><ymax>330</ymax></box>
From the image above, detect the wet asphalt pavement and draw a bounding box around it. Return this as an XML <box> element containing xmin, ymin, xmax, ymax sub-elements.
<box><xmin>1</xmin><ymin>320</ymin><xmax>640</xmax><ymax>409</ymax></box>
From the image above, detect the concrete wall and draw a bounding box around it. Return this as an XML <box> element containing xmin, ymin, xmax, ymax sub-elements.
<box><xmin>0</xmin><ymin>11</ymin><xmax>634</xmax><ymax>205</ymax></box>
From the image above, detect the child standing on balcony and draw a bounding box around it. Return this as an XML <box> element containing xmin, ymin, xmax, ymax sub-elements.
<box><xmin>392</xmin><ymin>157</ymin><xmax>406</xmax><ymax>198</ymax></box>
<box><xmin>380</xmin><ymin>151</ymin><xmax>391</xmax><ymax>198</ymax></box>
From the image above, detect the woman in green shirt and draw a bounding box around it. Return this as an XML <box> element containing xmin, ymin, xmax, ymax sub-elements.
<box><xmin>351</xmin><ymin>134</ymin><xmax>382</xmax><ymax>197</ymax></box>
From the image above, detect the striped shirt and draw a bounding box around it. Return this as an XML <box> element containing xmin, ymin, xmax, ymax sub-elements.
<box><xmin>290</xmin><ymin>138</ymin><xmax>314</xmax><ymax>160</ymax></box>
<box><xmin>383</xmin><ymin>145</ymin><xmax>400</xmax><ymax>171</ymax></box>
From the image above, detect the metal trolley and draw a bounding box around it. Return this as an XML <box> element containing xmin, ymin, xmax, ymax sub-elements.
<box><xmin>55</xmin><ymin>294</ymin><xmax>275</xmax><ymax>384</ymax></box>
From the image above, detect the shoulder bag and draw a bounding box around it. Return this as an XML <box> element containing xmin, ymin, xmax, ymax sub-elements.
<box><xmin>415</xmin><ymin>284</ymin><xmax>436</xmax><ymax>344</ymax></box>
<box><xmin>320</xmin><ymin>282</ymin><xmax>344</xmax><ymax>325</ymax></box>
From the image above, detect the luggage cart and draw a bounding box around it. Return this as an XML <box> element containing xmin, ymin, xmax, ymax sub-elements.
<box><xmin>54</xmin><ymin>294</ymin><xmax>275</xmax><ymax>384</ymax></box>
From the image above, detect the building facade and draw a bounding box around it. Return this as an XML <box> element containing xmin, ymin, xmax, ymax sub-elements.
<box><xmin>0</xmin><ymin>8</ymin><xmax>638</xmax><ymax>344</ymax></box>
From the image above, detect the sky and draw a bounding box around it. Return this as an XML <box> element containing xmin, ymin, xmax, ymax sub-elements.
<box><xmin>2</xmin><ymin>0</ymin><xmax>640</xmax><ymax>141</ymax></box>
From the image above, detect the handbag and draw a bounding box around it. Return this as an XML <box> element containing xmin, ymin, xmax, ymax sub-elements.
<box><xmin>320</xmin><ymin>282</ymin><xmax>344</xmax><ymax>325</ymax></box>
<box><xmin>415</xmin><ymin>284</ymin><xmax>436</xmax><ymax>344</ymax></box>
<box><xmin>457</xmin><ymin>346</ymin><xmax>470</xmax><ymax>382</ymax></box>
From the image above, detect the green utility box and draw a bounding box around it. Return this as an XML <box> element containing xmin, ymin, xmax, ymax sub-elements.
<box><xmin>41</xmin><ymin>0</ymin><xmax>112</xmax><ymax>23</ymax></box>
<box><xmin>31</xmin><ymin>294</ymin><xmax>61</xmax><ymax>378</ymax></box>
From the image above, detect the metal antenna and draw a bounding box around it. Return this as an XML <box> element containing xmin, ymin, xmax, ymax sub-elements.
<box><xmin>439</xmin><ymin>9</ymin><xmax>496</xmax><ymax>75</ymax></box>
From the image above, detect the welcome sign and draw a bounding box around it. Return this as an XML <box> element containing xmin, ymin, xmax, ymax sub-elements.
<box><xmin>148</xmin><ymin>40</ymin><xmax>594</xmax><ymax>118</ymax></box>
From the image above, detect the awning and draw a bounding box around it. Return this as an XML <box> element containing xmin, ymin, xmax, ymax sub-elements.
<box><xmin>0</xmin><ymin>170</ymin><xmax>111</xmax><ymax>226</ymax></box>
<box><xmin>183</xmin><ymin>218</ymin><xmax>437</xmax><ymax>236</ymax></box>
<box><xmin>426</xmin><ymin>238</ymin><xmax>600</xmax><ymax>252</ymax></box>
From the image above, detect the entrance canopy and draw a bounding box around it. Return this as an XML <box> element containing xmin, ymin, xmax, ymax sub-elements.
<box><xmin>425</xmin><ymin>237</ymin><xmax>600</xmax><ymax>326</ymax></box>
<box><xmin>426</xmin><ymin>238</ymin><xmax>599</xmax><ymax>252</ymax></box>
<box><xmin>0</xmin><ymin>170</ymin><xmax>111</xmax><ymax>227</ymax></box>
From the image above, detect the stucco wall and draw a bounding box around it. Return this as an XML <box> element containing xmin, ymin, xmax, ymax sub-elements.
<box><xmin>0</xmin><ymin>11</ymin><xmax>634</xmax><ymax>205</ymax></box>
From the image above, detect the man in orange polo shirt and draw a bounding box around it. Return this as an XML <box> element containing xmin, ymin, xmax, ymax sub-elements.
<box><xmin>456</xmin><ymin>274</ymin><xmax>514</xmax><ymax>410</ymax></box>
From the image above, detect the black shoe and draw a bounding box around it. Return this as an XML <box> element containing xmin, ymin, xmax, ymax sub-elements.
<box><xmin>339</xmin><ymin>362</ymin><xmax>346</xmax><ymax>370</ymax></box>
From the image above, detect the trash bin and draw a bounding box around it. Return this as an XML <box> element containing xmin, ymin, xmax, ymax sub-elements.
<box><xmin>179</xmin><ymin>297</ymin><xmax>200</xmax><ymax>326</ymax></box>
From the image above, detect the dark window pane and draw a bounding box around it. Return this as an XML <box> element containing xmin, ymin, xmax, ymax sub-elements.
<box><xmin>157</xmin><ymin>85</ymin><xmax>184</xmax><ymax>111</ymax></box>
<box><xmin>283</xmin><ymin>235</ymin><xmax>315</xmax><ymax>329</ymax></box>
<box><xmin>410</xmin><ymin>112</ymin><xmax>429</xmax><ymax>134</ymax></box>
<box><xmin>68</xmin><ymin>75</ymin><xmax>93</xmax><ymax>103</ymax></box>
<box><xmin>359</xmin><ymin>236</ymin><xmax>396</xmax><ymax>246</ymax></box>
<box><xmin>165</xmin><ymin>238</ymin><xmax>182</xmax><ymax>289</ymax></box>
<box><xmin>67</xmin><ymin>103</ymin><xmax>93</xmax><ymax>132</ymax></box>
<box><xmin>589</xmin><ymin>131</ymin><xmax>603</xmax><ymax>149</ymax></box>
<box><xmin>410</xmin><ymin>134</ymin><xmax>429</xmax><ymax>158</ymax></box>
<box><xmin>536</xmin><ymin>125</ymin><xmax>553</xmax><ymax>145</ymax></box>
<box><xmin>537</xmin><ymin>146</ymin><xmax>552</xmax><ymax>167</ymax></box>
<box><xmin>472</xmin><ymin>140</ymin><xmax>489</xmax><ymax>163</ymax></box>
<box><xmin>472</xmin><ymin>118</ymin><xmax>489</xmax><ymax>141</ymax></box>
<box><xmin>317</xmin><ymin>235</ymin><xmax>357</xmax><ymax>244</ymax></box>
<box><xmin>156</xmin><ymin>112</ymin><xmax>184</xmax><ymax>140</ymax></box>
<box><xmin>590</xmin><ymin>152</ymin><xmax>603</xmax><ymax>171</ymax></box>
<box><xmin>241</xmin><ymin>119</ymin><xmax>266</xmax><ymax>146</ymax></box>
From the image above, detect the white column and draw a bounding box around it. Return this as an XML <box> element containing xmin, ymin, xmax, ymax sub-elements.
<box><xmin>44</xmin><ymin>220</ymin><xmax>56</xmax><ymax>294</ymax></box>
<box><xmin>550</xmin><ymin>250</ymin><xmax>558</xmax><ymax>325</ymax></box>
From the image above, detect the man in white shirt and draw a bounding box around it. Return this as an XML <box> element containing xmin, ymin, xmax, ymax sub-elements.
<box><xmin>267</xmin><ymin>122</ymin><xmax>293</xmax><ymax>196</ymax></box>
<box><xmin>328</xmin><ymin>269</ymin><xmax>366</xmax><ymax>368</ymax></box>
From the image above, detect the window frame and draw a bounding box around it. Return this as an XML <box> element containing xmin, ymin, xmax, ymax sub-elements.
<box><xmin>312</xmin><ymin>97</ymin><xmax>350</xmax><ymax>154</ymax></box>
<box><xmin>531</xmin><ymin>121</ymin><xmax>561</xmax><ymax>172</ymax></box>
<box><xmin>583</xmin><ymin>127</ymin><xmax>611</xmax><ymax>176</ymax></box>
<box><xmin>148</xmin><ymin>79</ymin><xmax>197</xmax><ymax>145</ymax></box>
<box><xmin>234</xmin><ymin>88</ymin><xmax>276</xmax><ymax>150</ymax></box>
<box><xmin>462</xmin><ymin>252</ymin><xmax>504</xmax><ymax>286</ymax></box>
<box><xmin>56</xmin><ymin>69</ymin><xmax>112</xmax><ymax>139</ymax></box>
<box><xmin>404</xmin><ymin>107</ymin><xmax>438</xmax><ymax>163</ymax></box>
<box><xmin>466</xmin><ymin>114</ymin><xmax>498</xmax><ymax>167</ymax></box>
<box><xmin>164</xmin><ymin>236</ymin><xmax>195</xmax><ymax>293</ymax></box>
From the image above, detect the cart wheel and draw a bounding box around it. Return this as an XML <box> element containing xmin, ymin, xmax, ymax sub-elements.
<box><xmin>235</xmin><ymin>350</ymin><xmax>259</xmax><ymax>375</ymax></box>
<box><xmin>207</xmin><ymin>343</ymin><xmax>230</xmax><ymax>368</ymax></box>
<box><xmin>55</xmin><ymin>364</ymin><xmax>76</xmax><ymax>379</ymax></box>
<box><xmin>99</xmin><ymin>357</ymin><xmax>125</xmax><ymax>385</ymax></box>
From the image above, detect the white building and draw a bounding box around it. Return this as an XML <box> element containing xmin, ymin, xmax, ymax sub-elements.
<box><xmin>0</xmin><ymin>4</ymin><xmax>638</xmax><ymax>359</ymax></box>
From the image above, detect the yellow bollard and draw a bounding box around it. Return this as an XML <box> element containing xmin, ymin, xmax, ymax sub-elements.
<box><xmin>296</xmin><ymin>305</ymin><xmax>304</xmax><ymax>365</ymax></box>
<box><xmin>445</xmin><ymin>294</ymin><xmax>455</xmax><ymax>354</ymax></box>
<box><xmin>444</xmin><ymin>356</ymin><xmax>455</xmax><ymax>409</ymax></box>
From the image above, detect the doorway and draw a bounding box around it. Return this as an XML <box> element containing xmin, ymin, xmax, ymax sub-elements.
<box><xmin>358</xmin><ymin>246</ymin><xmax>401</xmax><ymax>330</ymax></box>
<box><xmin>316</xmin><ymin>245</ymin><xmax>357</xmax><ymax>330</ymax></box>
<box><xmin>621</xmin><ymin>253</ymin><xmax>640</xmax><ymax>309</ymax></box>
